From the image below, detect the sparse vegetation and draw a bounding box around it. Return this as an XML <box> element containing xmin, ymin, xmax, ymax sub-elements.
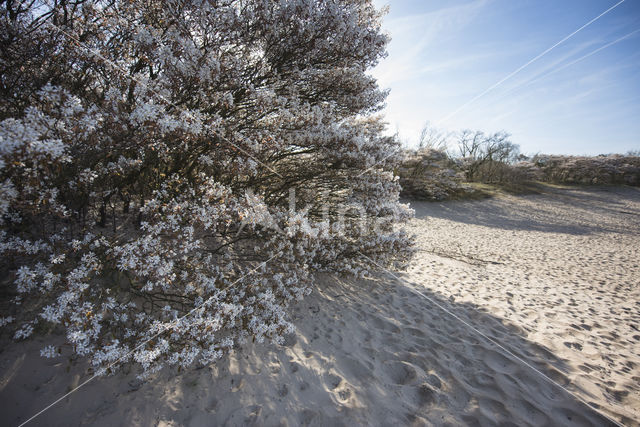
<box><xmin>532</xmin><ymin>154</ymin><xmax>640</xmax><ymax>186</ymax></box>
<box><xmin>397</xmin><ymin>124</ymin><xmax>640</xmax><ymax>201</ymax></box>
<box><xmin>397</xmin><ymin>148</ymin><xmax>477</xmax><ymax>200</ymax></box>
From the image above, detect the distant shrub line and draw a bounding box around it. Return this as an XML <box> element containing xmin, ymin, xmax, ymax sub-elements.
<box><xmin>398</xmin><ymin>149</ymin><xmax>640</xmax><ymax>200</ymax></box>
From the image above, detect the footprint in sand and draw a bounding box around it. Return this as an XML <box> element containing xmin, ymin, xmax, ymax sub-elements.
<box><xmin>337</xmin><ymin>388</ymin><xmax>352</xmax><ymax>402</ymax></box>
<box><xmin>412</xmin><ymin>383</ymin><xmax>437</xmax><ymax>407</ymax></box>
<box><xmin>384</xmin><ymin>361</ymin><xmax>418</xmax><ymax>385</ymax></box>
<box><xmin>324</xmin><ymin>372</ymin><xmax>343</xmax><ymax>390</ymax></box>
<box><xmin>563</xmin><ymin>341</ymin><xmax>583</xmax><ymax>351</ymax></box>
<box><xmin>277</xmin><ymin>384</ymin><xmax>289</xmax><ymax>398</ymax></box>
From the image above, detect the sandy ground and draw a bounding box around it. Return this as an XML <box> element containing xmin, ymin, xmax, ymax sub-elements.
<box><xmin>404</xmin><ymin>185</ymin><xmax>640</xmax><ymax>425</ymax></box>
<box><xmin>1</xmin><ymin>185</ymin><xmax>639</xmax><ymax>426</ymax></box>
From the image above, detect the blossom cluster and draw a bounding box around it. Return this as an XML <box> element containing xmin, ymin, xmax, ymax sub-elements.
<box><xmin>0</xmin><ymin>0</ymin><xmax>413</xmax><ymax>376</ymax></box>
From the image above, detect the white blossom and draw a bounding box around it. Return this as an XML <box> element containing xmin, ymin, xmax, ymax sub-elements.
<box><xmin>40</xmin><ymin>345</ymin><xmax>58</xmax><ymax>358</ymax></box>
<box><xmin>0</xmin><ymin>0</ymin><xmax>412</xmax><ymax>377</ymax></box>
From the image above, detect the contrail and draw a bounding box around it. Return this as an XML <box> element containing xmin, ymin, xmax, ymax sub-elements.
<box><xmin>499</xmin><ymin>28</ymin><xmax>640</xmax><ymax>98</ymax></box>
<box><xmin>436</xmin><ymin>0</ymin><xmax>626</xmax><ymax>125</ymax></box>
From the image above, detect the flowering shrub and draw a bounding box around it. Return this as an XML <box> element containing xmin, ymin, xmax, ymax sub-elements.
<box><xmin>0</xmin><ymin>0</ymin><xmax>413</xmax><ymax>377</ymax></box>
<box><xmin>533</xmin><ymin>155</ymin><xmax>640</xmax><ymax>186</ymax></box>
<box><xmin>397</xmin><ymin>148</ymin><xmax>475</xmax><ymax>200</ymax></box>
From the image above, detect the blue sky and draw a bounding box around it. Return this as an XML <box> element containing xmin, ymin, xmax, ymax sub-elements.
<box><xmin>371</xmin><ymin>0</ymin><xmax>640</xmax><ymax>155</ymax></box>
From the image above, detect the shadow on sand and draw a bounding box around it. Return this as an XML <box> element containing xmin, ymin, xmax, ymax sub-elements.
<box><xmin>0</xmin><ymin>272</ymin><xmax>625</xmax><ymax>426</ymax></box>
<box><xmin>405</xmin><ymin>185</ymin><xmax>640</xmax><ymax>236</ymax></box>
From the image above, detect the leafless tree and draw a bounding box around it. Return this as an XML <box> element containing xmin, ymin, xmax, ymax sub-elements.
<box><xmin>455</xmin><ymin>130</ymin><xmax>519</xmax><ymax>181</ymax></box>
<box><xmin>418</xmin><ymin>121</ymin><xmax>449</xmax><ymax>150</ymax></box>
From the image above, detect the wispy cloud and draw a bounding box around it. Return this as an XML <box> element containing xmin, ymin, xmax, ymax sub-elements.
<box><xmin>417</xmin><ymin>51</ymin><xmax>498</xmax><ymax>75</ymax></box>
<box><xmin>436</xmin><ymin>0</ymin><xmax>628</xmax><ymax>126</ymax></box>
<box><xmin>372</xmin><ymin>0</ymin><xmax>492</xmax><ymax>86</ymax></box>
<box><xmin>372</xmin><ymin>0</ymin><xmax>640</xmax><ymax>154</ymax></box>
<box><xmin>489</xmin><ymin>29</ymin><xmax>640</xmax><ymax>106</ymax></box>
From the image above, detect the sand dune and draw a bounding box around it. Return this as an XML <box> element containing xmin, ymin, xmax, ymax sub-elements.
<box><xmin>405</xmin><ymin>185</ymin><xmax>640</xmax><ymax>425</ymax></box>
<box><xmin>1</xmin><ymin>185</ymin><xmax>638</xmax><ymax>426</ymax></box>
